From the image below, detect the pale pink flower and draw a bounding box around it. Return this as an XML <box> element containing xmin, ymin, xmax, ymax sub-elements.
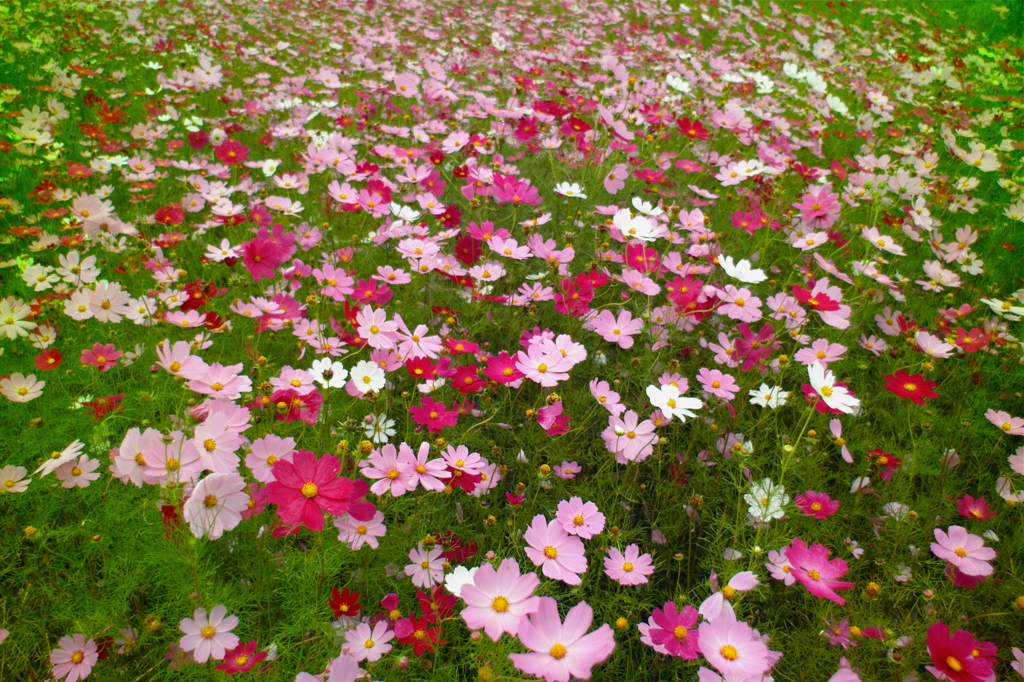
<box><xmin>183</xmin><ymin>473</ymin><xmax>248</xmax><ymax>540</ymax></box>
<box><xmin>245</xmin><ymin>434</ymin><xmax>296</xmax><ymax>483</ymax></box>
<box><xmin>555</xmin><ymin>497</ymin><xmax>605</xmax><ymax>539</ymax></box>
<box><xmin>186</xmin><ymin>362</ymin><xmax>252</xmax><ymax>400</ymax></box>
<box><xmin>50</xmin><ymin>634</ymin><xmax>98</xmax><ymax>682</ymax></box>
<box><xmin>509</xmin><ymin>597</ymin><xmax>615</xmax><ymax>682</ymax></box>
<box><xmin>179</xmin><ymin>605</ymin><xmax>240</xmax><ymax>663</ymax></box>
<box><xmin>55</xmin><ymin>456</ymin><xmax>101</xmax><ymax>489</ymax></box>
<box><xmin>523</xmin><ymin>514</ymin><xmax>587</xmax><ymax>585</ymax></box>
<box><xmin>604</xmin><ymin>544</ymin><xmax>655</xmax><ymax>585</ymax></box>
<box><xmin>591</xmin><ymin>309</ymin><xmax>643</xmax><ymax>349</ymax></box>
<box><xmin>405</xmin><ymin>544</ymin><xmax>445</xmax><ymax>588</ymax></box>
<box><xmin>460</xmin><ymin>558</ymin><xmax>541</xmax><ymax>641</ymax></box>
<box><xmin>344</xmin><ymin>621</ymin><xmax>393</xmax><ymax>662</ymax></box>
<box><xmin>717</xmin><ymin>285</ymin><xmax>762</xmax><ymax>322</ymax></box>
<box><xmin>931</xmin><ymin>526</ymin><xmax>996</xmax><ymax>576</ymax></box>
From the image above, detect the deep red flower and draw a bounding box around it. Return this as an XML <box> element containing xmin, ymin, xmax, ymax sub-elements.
<box><xmin>81</xmin><ymin>394</ymin><xmax>124</xmax><ymax>421</ymax></box>
<box><xmin>416</xmin><ymin>587</ymin><xmax>457</xmax><ymax>623</ymax></box>
<box><xmin>215</xmin><ymin>641</ymin><xmax>267</xmax><ymax>674</ymax></box>
<box><xmin>34</xmin><ymin>349</ymin><xmax>64</xmax><ymax>371</ymax></box>
<box><xmin>926</xmin><ymin>622</ymin><xmax>995</xmax><ymax>682</ymax></box>
<box><xmin>451</xmin><ymin>364</ymin><xmax>486</xmax><ymax>394</ymax></box>
<box><xmin>883</xmin><ymin>370</ymin><xmax>937</xmax><ymax>405</ymax></box>
<box><xmin>676</xmin><ymin>116</ymin><xmax>710</xmax><ymax>140</ymax></box>
<box><xmin>329</xmin><ymin>587</ymin><xmax>361</xmax><ymax>618</ymax></box>
<box><xmin>214</xmin><ymin>139</ymin><xmax>249</xmax><ymax>165</ymax></box>
<box><xmin>154</xmin><ymin>203</ymin><xmax>185</xmax><ymax>225</ymax></box>
<box><xmin>396</xmin><ymin>615</ymin><xmax>445</xmax><ymax>656</ymax></box>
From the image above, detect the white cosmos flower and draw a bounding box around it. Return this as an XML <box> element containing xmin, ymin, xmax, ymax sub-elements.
<box><xmin>310</xmin><ymin>358</ymin><xmax>348</xmax><ymax>388</ymax></box>
<box><xmin>631</xmin><ymin>196</ymin><xmax>663</xmax><ymax>216</ymax></box>
<box><xmin>612</xmin><ymin>208</ymin><xmax>658</xmax><ymax>243</ymax></box>
<box><xmin>719</xmin><ymin>256</ymin><xmax>767</xmax><ymax>284</ymax></box>
<box><xmin>666</xmin><ymin>74</ymin><xmax>691</xmax><ymax>93</ymax></box>
<box><xmin>744</xmin><ymin>478</ymin><xmax>789</xmax><ymax>522</ymax></box>
<box><xmin>646</xmin><ymin>384</ymin><xmax>702</xmax><ymax>422</ymax></box>
<box><xmin>554</xmin><ymin>182</ymin><xmax>587</xmax><ymax>199</ymax></box>
<box><xmin>350</xmin><ymin>360</ymin><xmax>386</xmax><ymax>394</ymax></box>
<box><xmin>826</xmin><ymin>95</ymin><xmax>849</xmax><ymax>117</ymax></box>
<box><xmin>748</xmin><ymin>384</ymin><xmax>787</xmax><ymax>409</ymax></box>
<box><xmin>390</xmin><ymin>203</ymin><xmax>422</xmax><ymax>221</ymax></box>
<box><xmin>808</xmin><ymin>362</ymin><xmax>860</xmax><ymax>415</ymax></box>
<box><xmin>442</xmin><ymin>566</ymin><xmax>479</xmax><ymax>598</ymax></box>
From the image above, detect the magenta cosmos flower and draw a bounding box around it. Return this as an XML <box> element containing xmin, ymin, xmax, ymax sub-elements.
<box><xmin>179</xmin><ymin>605</ymin><xmax>239</xmax><ymax>663</ymax></box>
<box><xmin>215</xmin><ymin>641</ymin><xmax>267</xmax><ymax>674</ymax></box>
<box><xmin>79</xmin><ymin>342</ymin><xmax>122</xmax><ymax>372</ymax></box>
<box><xmin>795</xmin><ymin>490</ymin><xmax>840</xmax><ymax>520</ymax></box>
<box><xmin>604</xmin><ymin>544</ymin><xmax>655</xmax><ymax>586</ymax></box>
<box><xmin>523</xmin><ymin>514</ymin><xmax>587</xmax><ymax>585</ymax></box>
<box><xmin>460</xmin><ymin>558</ymin><xmax>541</xmax><ymax>641</ymax></box>
<box><xmin>50</xmin><ymin>634</ymin><xmax>98</xmax><ymax>682</ymax></box>
<box><xmin>645</xmin><ymin>601</ymin><xmax>700</xmax><ymax>659</ymax></box>
<box><xmin>264</xmin><ymin>451</ymin><xmax>372</xmax><ymax>531</ymax></box>
<box><xmin>509</xmin><ymin>597</ymin><xmax>615</xmax><ymax>682</ymax></box>
<box><xmin>785</xmin><ymin>538</ymin><xmax>855</xmax><ymax>605</ymax></box>
<box><xmin>931</xmin><ymin>526</ymin><xmax>996</xmax><ymax>577</ymax></box>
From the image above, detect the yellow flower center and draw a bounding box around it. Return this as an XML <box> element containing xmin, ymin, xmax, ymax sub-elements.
<box><xmin>544</xmin><ymin>546</ymin><xmax>558</xmax><ymax>559</ymax></box>
<box><xmin>491</xmin><ymin>596</ymin><xmax>509</xmax><ymax>613</ymax></box>
<box><xmin>204</xmin><ymin>495</ymin><xmax>218</xmax><ymax>508</ymax></box>
<box><xmin>203</xmin><ymin>439</ymin><xmax>217</xmax><ymax>452</ymax></box>
<box><xmin>71</xmin><ymin>651</ymin><xmax>84</xmax><ymax>664</ymax></box>
<box><xmin>550</xmin><ymin>643</ymin><xmax>567</xmax><ymax>659</ymax></box>
<box><xmin>387</xmin><ymin>468</ymin><xmax>400</xmax><ymax>480</ymax></box>
<box><xmin>720</xmin><ymin>645</ymin><xmax>738</xmax><ymax>660</ymax></box>
<box><xmin>573</xmin><ymin>515</ymin><xmax>585</xmax><ymax>526</ymax></box>
<box><xmin>622</xmin><ymin>562</ymin><xmax>634</xmax><ymax>572</ymax></box>
<box><xmin>903</xmin><ymin>383</ymin><xmax>917</xmax><ymax>392</ymax></box>
<box><xmin>946</xmin><ymin>656</ymin><xmax>962</xmax><ymax>672</ymax></box>
<box><xmin>721</xmin><ymin>585</ymin><xmax>736</xmax><ymax>599</ymax></box>
<box><xmin>673</xmin><ymin>625</ymin><xmax>687</xmax><ymax>640</ymax></box>
<box><xmin>201</xmin><ymin>625</ymin><xmax>216</xmax><ymax>638</ymax></box>
<box><xmin>71</xmin><ymin>467</ymin><xmax>82</xmax><ymax>476</ymax></box>
<box><xmin>235</xmin><ymin>655</ymin><xmax>249</xmax><ymax>666</ymax></box>
<box><xmin>954</xmin><ymin>547</ymin><xmax>967</xmax><ymax>557</ymax></box>
<box><xmin>807</xmin><ymin>570</ymin><xmax>821</xmax><ymax>581</ymax></box>
<box><xmin>811</xmin><ymin>502</ymin><xmax>822</xmax><ymax>511</ymax></box>
<box><xmin>211</xmin><ymin>382</ymin><xmax>224</xmax><ymax>391</ymax></box>
<box><xmin>301</xmin><ymin>482</ymin><xmax>318</xmax><ymax>498</ymax></box>
<box><xmin>165</xmin><ymin>458</ymin><xmax>179</xmax><ymax>472</ymax></box>
<box><xmin>169</xmin><ymin>361</ymin><xmax>182</xmax><ymax>372</ymax></box>
<box><xmin>820</xmin><ymin>386</ymin><xmax>833</xmax><ymax>397</ymax></box>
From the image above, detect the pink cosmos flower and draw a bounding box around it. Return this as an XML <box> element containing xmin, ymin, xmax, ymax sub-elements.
<box><xmin>555</xmin><ymin>497</ymin><xmax>606</xmax><ymax>539</ymax></box>
<box><xmin>926</xmin><ymin>621</ymin><xmax>996</xmax><ymax>682</ymax></box>
<box><xmin>523</xmin><ymin>514</ymin><xmax>587</xmax><ymax>585</ymax></box>
<box><xmin>604</xmin><ymin>544</ymin><xmax>655</xmax><ymax>586</ymax></box>
<box><xmin>696</xmin><ymin>368</ymin><xmax>739</xmax><ymax>401</ymax></box>
<box><xmin>460</xmin><ymin>558</ymin><xmax>541</xmax><ymax>641</ymax></box>
<box><xmin>183</xmin><ymin>473</ymin><xmax>248</xmax><ymax>540</ymax></box>
<box><xmin>554</xmin><ymin>461</ymin><xmax>579</xmax><ymax>479</ymax></box>
<box><xmin>601</xmin><ymin>410</ymin><xmax>657</xmax><ymax>464</ymax></box>
<box><xmin>360</xmin><ymin>444</ymin><xmax>416</xmax><ymax>496</ymax></box>
<box><xmin>215</xmin><ymin>641</ymin><xmax>268</xmax><ymax>674</ymax></box>
<box><xmin>344</xmin><ymin>621</ymin><xmax>394</xmax><ymax>662</ymax></box>
<box><xmin>697</xmin><ymin>603</ymin><xmax>770</xmax><ymax>679</ymax></box>
<box><xmin>931</xmin><ymin>526</ymin><xmax>996</xmax><ymax>577</ymax></box>
<box><xmin>245</xmin><ymin>434</ymin><xmax>296</xmax><ymax>483</ymax></box>
<box><xmin>186</xmin><ymin>362</ymin><xmax>253</xmax><ymax>400</ymax></box>
<box><xmin>794</xmin><ymin>338</ymin><xmax>847</xmax><ymax>369</ymax></box>
<box><xmin>984</xmin><ymin>408</ymin><xmax>1024</xmax><ymax>436</ymax></box>
<box><xmin>179</xmin><ymin>605</ymin><xmax>240</xmax><ymax>663</ymax></box>
<box><xmin>193</xmin><ymin>413</ymin><xmax>244</xmax><ymax>474</ymax></box>
<box><xmin>405</xmin><ymin>544</ymin><xmax>445</xmax><ymax>588</ymax></box>
<box><xmin>50</xmin><ymin>634</ymin><xmax>98</xmax><ymax>682</ymax></box>
<box><xmin>604</xmin><ymin>163</ymin><xmax>628</xmax><ymax>194</ymax></box>
<box><xmin>765</xmin><ymin>549</ymin><xmax>796</xmax><ymax>586</ymax></box>
<box><xmin>589</xmin><ymin>378</ymin><xmax>625</xmax><ymax>417</ymax></box>
<box><xmin>397</xmin><ymin>441</ymin><xmax>450</xmax><ymax>492</ymax></box>
<box><xmin>590</xmin><ymin>309</ymin><xmax>643</xmax><ymax>349</ymax></box>
<box><xmin>516</xmin><ymin>345</ymin><xmax>570</xmax><ymax>387</ymax></box>
<box><xmin>785</xmin><ymin>538</ymin><xmax>856</xmax><ymax>605</ymax></box>
<box><xmin>55</xmin><ymin>456</ymin><xmax>101</xmax><ymax>489</ymax></box>
<box><xmin>79</xmin><ymin>342</ymin><xmax>122</xmax><ymax>372</ymax></box>
<box><xmin>699</xmin><ymin>571</ymin><xmax>759</xmax><ymax>621</ymax></box>
<box><xmin>508</xmin><ymin>597</ymin><xmax>615</xmax><ymax>682</ymax></box>
<box><xmin>155</xmin><ymin>339</ymin><xmax>207</xmax><ymax>379</ymax></box>
<box><xmin>717</xmin><ymin>285</ymin><xmax>762</xmax><ymax>322</ymax></box>
<box><xmin>644</xmin><ymin>601</ymin><xmax>699</xmax><ymax>659</ymax></box>
<box><xmin>795</xmin><ymin>491</ymin><xmax>840</xmax><ymax>519</ymax></box>
<box><xmin>264</xmin><ymin>451</ymin><xmax>371</xmax><ymax>531</ymax></box>
<box><xmin>334</xmin><ymin>509</ymin><xmax>387</xmax><ymax>550</ymax></box>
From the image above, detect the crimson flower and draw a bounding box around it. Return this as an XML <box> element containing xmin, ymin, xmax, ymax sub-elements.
<box><xmin>409</xmin><ymin>397</ymin><xmax>459</xmax><ymax>433</ymax></box>
<box><xmin>396</xmin><ymin>615</ymin><xmax>445</xmax><ymax>656</ymax></box>
<box><xmin>329</xmin><ymin>587</ymin><xmax>361</xmax><ymax>619</ymax></box>
<box><xmin>676</xmin><ymin>116</ymin><xmax>710</xmax><ymax>140</ymax></box>
<box><xmin>264</xmin><ymin>451</ymin><xmax>373</xmax><ymax>531</ymax></box>
<box><xmin>883</xmin><ymin>370</ymin><xmax>938</xmax><ymax>405</ymax></box>
<box><xmin>926</xmin><ymin>621</ymin><xmax>995</xmax><ymax>682</ymax></box>
<box><xmin>956</xmin><ymin>495</ymin><xmax>997</xmax><ymax>520</ymax></box>
<box><xmin>792</xmin><ymin>285</ymin><xmax>840</xmax><ymax>312</ymax></box>
<box><xmin>34</xmin><ymin>349</ymin><xmax>64</xmax><ymax>371</ymax></box>
<box><xmin>81</xmin><ymin>394</ymin><xmax>124</xmax><ymax>421</ymax></box>
<box><xmin>215</xmin><ymin>641</ymin><xmax>267</xmax><ymax>674</ymax></box>
<box><xmin>214</xmin><ymin>139</ymin><xmax>249</xmax><ymax>165</ymax></box>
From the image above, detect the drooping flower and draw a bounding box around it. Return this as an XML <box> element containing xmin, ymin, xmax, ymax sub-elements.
<box><xmin>785</xmin><ymin>538</ymin><xmax>856</xmax><ymax>605</ymax></box>
<box><xmin>508</xmin><ymin>597</ymin><xmax>615</xmax><ymax>682</ymax></box>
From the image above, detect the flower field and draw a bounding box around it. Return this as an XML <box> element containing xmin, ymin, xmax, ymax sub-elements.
<box><xmin>2</xmin><ymin>0</ymin><xmax>1024</xmax><ymax>680</ymax></box>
